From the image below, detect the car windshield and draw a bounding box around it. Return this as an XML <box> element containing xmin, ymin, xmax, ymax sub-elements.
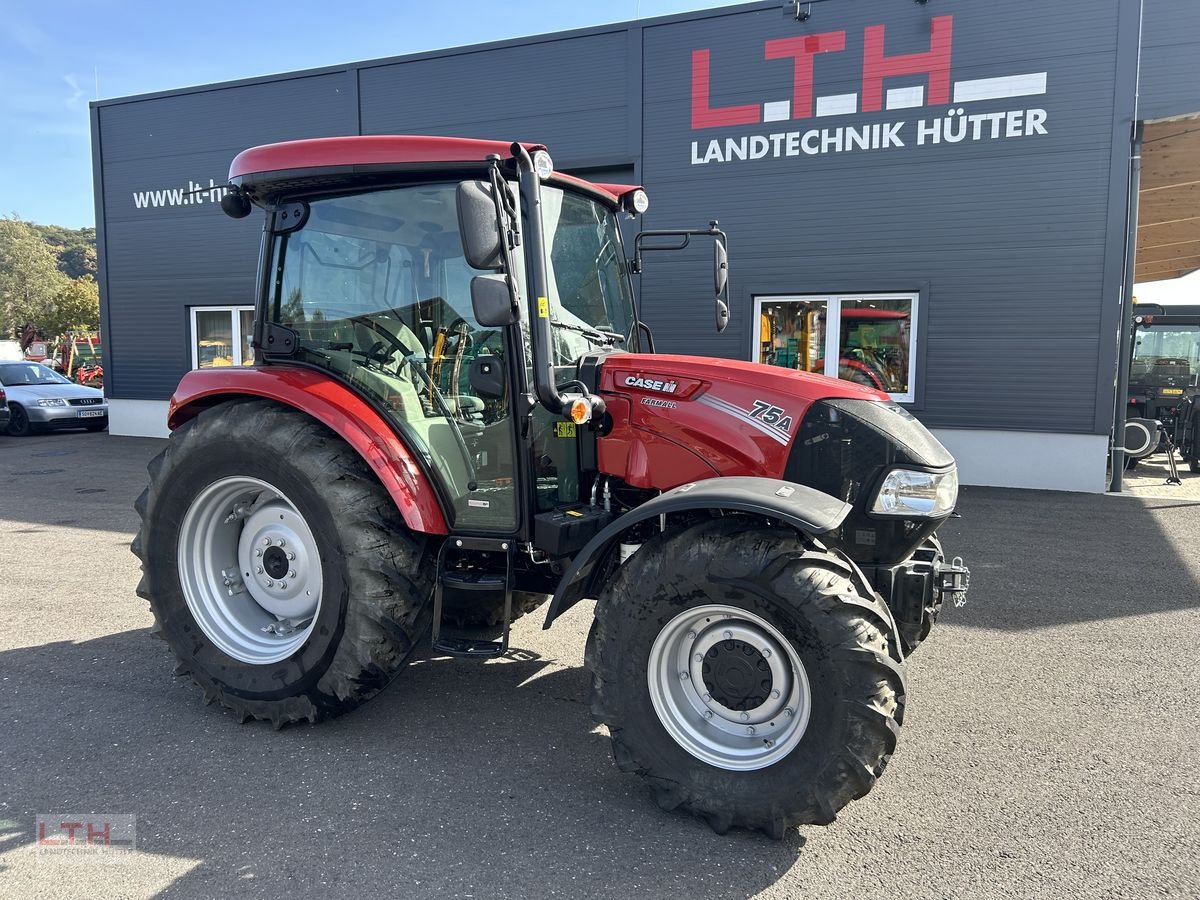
<box><xmin>1132</xmin><ymin>324</ymin><xmax>1200</xmax><ymax>376</ymax></box>
<box><xmin>539</xmin><ymin>186</ymin><xmax>636</xmax><ymax>365</ymax></box>
<box><xmin>0</xmin><ymin>363</ymin><xmax>70</xmax><ymax>386</ymax></box>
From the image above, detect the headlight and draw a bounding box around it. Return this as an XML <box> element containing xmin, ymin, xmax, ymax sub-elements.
<box><xmin>871</xmin><ymin>468</ymin><xmax>958</xmax><ymax>517</ymax></box>
<box><xmin>532</xmin><ymin>150</ymin><xmax>554</xmax><ymax>180</ymax></box>
<box><xmin>37</xmin><ymin>398</ymin><xmax>68</xmax><ymax>407</ymax></box>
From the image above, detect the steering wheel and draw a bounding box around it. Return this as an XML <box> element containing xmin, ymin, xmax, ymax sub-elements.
<box><xmin>348</xmin><ymin>315</ymin><xmax>480</xmax><ymax>491</ymax></box>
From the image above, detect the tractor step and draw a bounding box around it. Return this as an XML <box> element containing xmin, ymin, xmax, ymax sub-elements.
<box><xmin>431</xmin><ymin>536</ymin><xmax>514</xmax><ymax>659</ymax></box>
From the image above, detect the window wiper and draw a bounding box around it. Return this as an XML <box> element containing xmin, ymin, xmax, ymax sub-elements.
<box><xmin>550</xmin><ymin>320</ymin><xmax>625</xmax><ymax>346</ymax></box>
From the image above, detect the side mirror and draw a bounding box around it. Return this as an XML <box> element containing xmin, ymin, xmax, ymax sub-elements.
<box><xmin>471</xmin><ymin>274</ymin><xmax>519</xmax><ymax>327</ymax></box>
<box><xmin>456</xmin><ymin>180</ymin><xmax>503</xmax><ymax>270</ymax></box>
<box><xmin>714</xmin><ymin>240</ymin><xmax>730</xmax><ymax>334</ymax></box>
<box><xmin>714</xmin><ymin>240</ymin><xmax>728</xmax><ymax>297</ymax></box>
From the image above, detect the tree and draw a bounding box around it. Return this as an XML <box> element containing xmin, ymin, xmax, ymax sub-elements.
<box><xmin>0</xmin><ymin>217</ymin><xmax>69</xmax><ymax>337</ymax></box>
<box><xmin>31</xmin><ymin>224</ymin><xmax>98</xmax><ymax>279</ymax></box>
<box><xmin>43</xmin><ymin>275</ymin><xmax>101</xmax><ymax>336</ymax></box>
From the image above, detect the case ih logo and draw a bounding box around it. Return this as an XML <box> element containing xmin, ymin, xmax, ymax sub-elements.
<box><xmin>690</xmin><ymin>15</ymin><xmax>1049</xmax><ymax>166</ymax></box>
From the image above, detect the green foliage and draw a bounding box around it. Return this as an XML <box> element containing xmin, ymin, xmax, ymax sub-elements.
<box><xmin>44</xmin><ymin>275</ymin><xmax>101</xmax><ymax>336</ymax></box>
<box><xmin>0</xmin><ymin>217</ymin><xmax>99</xmax><ymax>339</ymax></box>
<box><xmin>0</xmin><ymin>217</ymin><xmax>69</xmax><ymax>337</ymax></box>
<box><xmin>32</xmin><ymin>224</ymin><xmax>98</xmax><ymax>279</ymax></box>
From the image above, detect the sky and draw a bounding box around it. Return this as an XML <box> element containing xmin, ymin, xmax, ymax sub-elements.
<box><xmin>1</xmin><ymin>0</ymin><xmax>733</xmax><ymax>229</ymax></box>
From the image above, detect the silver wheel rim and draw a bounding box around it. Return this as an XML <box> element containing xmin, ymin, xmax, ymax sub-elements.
<box><xmin>177</xmin><ymin>476</ymin><xmax>323</xmax><ymax>665</ymax></box>
<box><xmin>647</xmin><ymin>604</ymin><xmax>811</xmax><ymax>771</ymax></box>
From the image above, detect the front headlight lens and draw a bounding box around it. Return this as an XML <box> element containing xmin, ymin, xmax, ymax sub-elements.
<box><xmin>872</xmin><ymin>468</ymin><xmax>958</xmax><ymax>517</ymax></box>
<box><xmin>37</xmin><ymin>398</ymin><xmax>68</xmax><ymax>407</ymax></box>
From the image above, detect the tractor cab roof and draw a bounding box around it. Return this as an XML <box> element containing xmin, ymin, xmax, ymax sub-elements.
<box><xmin>229</xmin><ymin>135</ymin><xmax>639</xmax><ymax>209</ymax></box>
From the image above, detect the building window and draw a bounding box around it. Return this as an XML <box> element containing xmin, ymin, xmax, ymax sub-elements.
<box><xmin>190</xmin><ymin>306</ymin><xmax>255</xmax><ymax>369</ymax></box>
<box><xmin>753</xmin><ymin>293</ymin><xmax>918</xmax><ymax>403</ymax></box>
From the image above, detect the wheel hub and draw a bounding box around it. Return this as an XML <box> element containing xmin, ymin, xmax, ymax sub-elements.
<box><xmin>702</xmin><ymin>639</ymin><xmax>772</xmax><ymax>711</ymax></box>
<box><xmin>177</xmin><ymin>477</ymin><xmax>324</xmax><ymax>666</ymax></box>
<box><xmin>647</xmin><ymin>604</ymin><xmax>812</xmax><ymax>771</ymax></box>
<box><xmin>262</xmin><ymin>546</ymin><xmax>289</xmax><ymax>580</ymax></box>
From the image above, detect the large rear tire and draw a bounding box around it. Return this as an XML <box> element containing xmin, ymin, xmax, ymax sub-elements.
<box><xmin>588</xmin><ymin>519</ymin><xmax>905</xmax><ymax>838</ymax></box>
<box><xmin>133</xmin><ymin>399</ymin><xmax>433</xmax><ymax>727</ymax></box>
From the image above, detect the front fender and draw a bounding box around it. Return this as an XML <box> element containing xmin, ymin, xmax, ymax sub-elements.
<box><xmin>168</xmin><ymin>366</ymin><xmax>449</xmax><ymax>535</ymax></box>
<box><xmin>542</xmin><ymin>476</ymin><xmax>851</xmax><ymax>628</ymax></box>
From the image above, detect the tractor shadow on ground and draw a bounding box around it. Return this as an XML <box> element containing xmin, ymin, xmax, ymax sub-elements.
<box><xmin>937</xmin><ymin>486</ymin><xmax>1200</xmax><ymax>631</ymax></box>
<box><xmin>0</xmin><ymin>628</ymin><xmax>807</xmax><ymax>899</ymax></box>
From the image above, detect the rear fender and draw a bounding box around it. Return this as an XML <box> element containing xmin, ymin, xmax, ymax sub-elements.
<box><xmin>542</xmin><ymin>476</ymin><xmax>851</xmax><ymax>628</ymax></box>
<box><xmin>168</xmin><ymin>366</ymin><xmax>449</xmax><ymax>535</ymax></box>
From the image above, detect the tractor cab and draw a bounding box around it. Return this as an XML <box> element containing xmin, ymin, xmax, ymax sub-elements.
<box><xmin>220</xmin><ymin>137</ymin><xmax>726</xmax><ymax>539</ymax></box>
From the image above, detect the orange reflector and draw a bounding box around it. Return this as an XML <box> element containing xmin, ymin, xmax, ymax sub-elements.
<box><xmin>569</xmin><ymin>399</ymin><xmax>592</xmax><ymax>425</ymax></box>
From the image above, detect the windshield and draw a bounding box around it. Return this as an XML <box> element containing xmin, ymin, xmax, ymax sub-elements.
<box><xmin>540</xmin><ymin>186</ymin><xmax>636</xmax><ymax>365</ymax></box>
<box><xmin>0</xmin><ymin>363</ymin><xmax>70</xmax><ymax>386</ymax></box>
<box><xmin>1132</xmin><ymin>324</ymin><xmax>1200</xmax><ymax>377</ymax></box>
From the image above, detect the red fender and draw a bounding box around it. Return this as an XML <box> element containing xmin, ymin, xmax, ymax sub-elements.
<box><xmin>168</xmin><ymin>366</ymin><xmax>449</xmax><ymax>536</ymax></box>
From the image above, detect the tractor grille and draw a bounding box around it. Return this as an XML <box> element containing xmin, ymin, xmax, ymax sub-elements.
<box><xmin>68</xmin><ymin>398</ymin><xmax>102</xmax><ymax>406</ymax></box>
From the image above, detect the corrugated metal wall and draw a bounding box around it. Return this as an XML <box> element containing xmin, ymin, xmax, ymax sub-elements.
<box><xmin>96</xmin><ymin>73</ymin><xmax>357</xmax><ymax>399</ymax></box>
<box><xmin>92</xmin><ymin>0</ymin><xmax>1178</xmax><ymax>437</ymax></box>
<box><xmin>637</xmin><ymin>1</ymin><xmax>1128</xmax><ymax>433</ymax></box>
<box><xmin>1140</xmin><ymin>0</ymin><xmax>1200</xmax><ymax>121</ymax></box>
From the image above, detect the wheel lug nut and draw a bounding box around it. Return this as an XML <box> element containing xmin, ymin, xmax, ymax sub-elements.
<box><xmin>694</xmin><ymin>653</ymin><xmax>703</xmax><ymax>663</ymax></box>
<box><xmin>279</xmin><ymin>581</ymin><xmax>287</xmax><ymax>590</ymax></box>
<box><xmin>679</xmin><ymin>671</ymin><xmax>689</xmax><ymax>681</ymax></box>
<box><xmin>771</xmin><ymin>690</ymin><xmax>780</xmax><ymax>700</ymax></box>
<box><xmin>702</xmin><ymin>693</ymin><xmax>711</xmax><ymax>702</ymax></box>
<box><xmin>278</xmin><ymin>539</ymin><xmax>286</xmax><ymax>547</ymax></box>
<box><xmin>741</xmin><ymin>712</ymin><xmax>750</xmax><ymax>721</ymax></box>
<box><xmin>288</xmin><ymin>570</ymin><xmax>296</xmax><ymax>579</ymax></box>
<box><xmin>265</xmin><ymin>579</ymin><xmax>274</xmax><ymax>588</ymax></box>
<box><xmin>762</xmin><ymin>648</ymin><xmax>771</xmax><ymax>658</ymax></box>
<box><xmin>686</xmin><ymin>630</ymin><xmax>696</xmax><ymax>640</ymax></box>
<box><xmin>262</xmin><ymin>538</ymin><xmax>271</xmax><ymax>546</ymax></box>
<box><xmin>723</xmin><ymin>630</ymin><xmax>733</xmax><ymax>640</ymax></box>
<box><xmin>287</xmin><ymin>552</ymin><xmax>296</xmax><ymax>561</ymax></box>
<box><xmin>784</xmin><ymin>708</ymin><xmax>794</xmax><ymax>718</ymax></box>
<box><xmin>747</xmin><ymin>725</ymin><xmax>756</xmax><ymax>735</ymax></box>
<box><xmin>703</xmin><ymin>710</ymin><xmax>713</xmax><ymax>720</ymax></box>
<box><xmin>255</xmin><ymin>548</ymin><xmax>263</xmax><ymax>557</ymax></box>
<box><xmin>256</xmin><ymin>566</ymin><xmax>263</xmax><ymax>574</ymax></box>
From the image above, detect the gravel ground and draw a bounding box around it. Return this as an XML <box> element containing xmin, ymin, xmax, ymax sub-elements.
<box><xmin>0</xmin><ymin>431</ymin><xmax>1196</xmax><ymax>899</ymax></box>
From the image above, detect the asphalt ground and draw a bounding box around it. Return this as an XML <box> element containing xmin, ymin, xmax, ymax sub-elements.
<box><xmin>0</xmin><ymin>431</ymin><xmax>1196</xmax><ymax>899</ymax></box>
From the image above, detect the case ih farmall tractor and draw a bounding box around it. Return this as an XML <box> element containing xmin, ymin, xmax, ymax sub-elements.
<box><xmin>134</xmin><ymin>136</ymin><xmax>969</xmax><ymax>838</ymax></box>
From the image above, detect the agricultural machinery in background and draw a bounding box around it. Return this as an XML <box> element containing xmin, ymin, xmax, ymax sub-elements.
<box><xmin>134</xmin><ymin>135</ymin><xmax>969</xmax><ymax>838</ymax></box>
<box><xmin>1124</xmin><ymin>303</ymin><xmax>1200</xmax><ymax>474</ymax></box>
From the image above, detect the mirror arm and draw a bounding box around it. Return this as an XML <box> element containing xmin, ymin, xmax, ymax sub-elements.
<box><xmin>486</xmin><ymin>156</ymin><xmax>523</xmax><ymax>319</ymax></box>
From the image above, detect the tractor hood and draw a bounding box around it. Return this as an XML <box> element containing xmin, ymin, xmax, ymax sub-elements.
<box><xmin>594</xmin><ymin>353</ymin><xmax>956</xmax><ymax>564</ymax></box>
<box><xmin>595</xmin><ymin>352</ymin><xmax>889</xmax><ymax>487</ymax></box>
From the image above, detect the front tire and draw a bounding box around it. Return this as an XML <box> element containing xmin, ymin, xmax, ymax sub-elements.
<box><xmin>133</xmin><ymin>399</ymin><xmax>433</xmax><ymax>727</ymax></box>
<box><xmin>588</xmin><ymin>519</ymin><xmax>905</xmax><ymax>838</ymax></box>
<box><xmin>6</xmin><ymin>404</ymin><xmax>32</xmax><ymax>437</ymax></box>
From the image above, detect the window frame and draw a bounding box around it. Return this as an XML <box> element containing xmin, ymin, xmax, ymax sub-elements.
<box><xmin>752</xmin><ymin>292</ymin><xmax>920</xmax><ymax>404</ymax></box>
<box><xmin>189</xmin><ymin>305</ymin><xmax>256</xmax><ymax>370</ymax></box>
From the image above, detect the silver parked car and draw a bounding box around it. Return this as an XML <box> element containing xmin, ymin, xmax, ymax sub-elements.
<box><xmin>0</xmin><ymin>362</ymin><xmax>108</xmax><ymax>437</ymax></box>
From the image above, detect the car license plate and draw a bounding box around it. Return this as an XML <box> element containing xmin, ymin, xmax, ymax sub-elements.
<box><xmin>1162</xmin><ymin>388</ymin><xmax>1184</xmax><ymax>396</ymax></box>
<box><xmin>79</xmin><ymin>409</ymin><xmax>105</xmax><ymax>418</ymax></box>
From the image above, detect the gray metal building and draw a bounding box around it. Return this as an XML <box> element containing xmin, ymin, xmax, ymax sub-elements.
<box><xmin>90</xmin><ymin>0</ymin><xmax>1200</xmax><ymax>491</ymax></box>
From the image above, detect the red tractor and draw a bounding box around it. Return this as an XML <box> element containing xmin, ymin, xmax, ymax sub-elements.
<box><xmin>134</xmin><ymin>136</ymin><xmax>969</xmax><ymax>837</ymax></box>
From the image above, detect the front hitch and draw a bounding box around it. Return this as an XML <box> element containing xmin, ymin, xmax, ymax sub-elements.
<box><xmin>937</xmin><ymin>556</ymin><xmax>971</xmax><ymax>608</ymax></box>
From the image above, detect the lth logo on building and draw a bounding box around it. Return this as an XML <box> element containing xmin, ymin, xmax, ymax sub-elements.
<box><xmin>691</xmin><ymin>15</ymin><xmax>1047</xmax><ymax>130</ymax></box>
